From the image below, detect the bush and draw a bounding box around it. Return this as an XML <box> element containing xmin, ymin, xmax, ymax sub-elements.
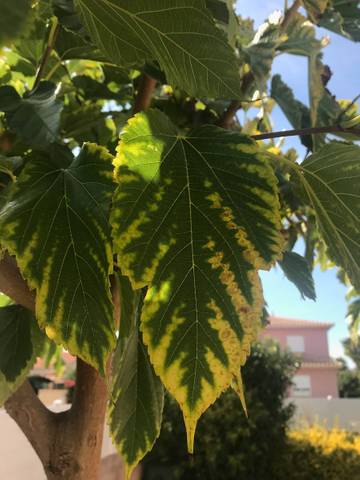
<box><xmin>142</xmin><ymin>340</ymin><xmax>298</xmax><ymax>480</ymax></box>
<box><xmin>277</xmin><ymin>426</ymin><xmax>360</xmax><ymax>480</ymax></box>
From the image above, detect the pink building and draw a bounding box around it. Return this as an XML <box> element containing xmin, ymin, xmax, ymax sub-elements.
<box><xmin>261</xmin><ymin>316</ymin><xmax>339</xmax><ymax>398</ymax></box>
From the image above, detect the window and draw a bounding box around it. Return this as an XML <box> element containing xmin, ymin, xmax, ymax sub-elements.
<box><xmin>292</xmin><ymin>375</ymin><xmax>311</xmax><ymax>397</ymax></box>
<box><xmin>286</xmin><ymin>335</ymin><xmax>305</xmax><ymax>353</ymax></box>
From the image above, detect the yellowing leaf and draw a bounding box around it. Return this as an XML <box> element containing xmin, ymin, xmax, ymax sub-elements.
<box><xmin>111</xmin><ymin>110</ymin><xmax>283</xmax><ymax>451</ymax></box>
<box><xmin>0</xmin><ymin>144</ymin><xmax>116</xmax><ymax>374</ymax></box>
<box><xmin>109</xmin><ymin>291</ymin><xmax>163</xmax><ymax>480</ymax></box>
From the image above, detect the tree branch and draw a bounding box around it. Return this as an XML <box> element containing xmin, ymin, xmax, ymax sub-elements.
<box><xmin>133</xmin><ymin>74</ymin><xmax>157</xmax><ymax>115</ymax></box>
<box><xmin>32</xmin><ymin>17</ymin><xmax>60</xmax><ymax>92</ymax></box>
<box><xmin>0</xmin><ymin>253</ymin><xmax>35</xmax><ymax>310</ymax></box>
<box><xmin>218</xmin><ymin>0</ymin><xmax>301</xmax><ymax>130</ymax></box>
<box><xmin>281</xmin><ymin>0</ymin><xmax>302</xmax><ymax>31</ymax></box>
<box><xmin>217</xmin><ymin>72</ymin><xmax>254</xmax><ymax>129</ymax></box>
<box><xmin>251</xmin><ymin>124</ymin><xmax>360</xmax><ymax>141</ymax></box>
<box><xmin>4</xmin><ymin>366</ymin><xmax>57</xmax><ymax>468</ymax></box>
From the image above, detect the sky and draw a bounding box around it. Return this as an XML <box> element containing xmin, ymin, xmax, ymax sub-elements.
<box><xmin>236</xmin><ymin>1</ymin><xmax>360</xmax><ymax>360</ymax></box>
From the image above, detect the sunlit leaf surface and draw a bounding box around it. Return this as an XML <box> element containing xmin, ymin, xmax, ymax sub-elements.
<box><xmin>111</xmin><ymin>109</ymin><xmax>283</xmax><ymax>449</ymax></box>
<box><xmin>0</xmin><ymin>144</ymin><xmax>116</xmax><ymax>373</ymax></box>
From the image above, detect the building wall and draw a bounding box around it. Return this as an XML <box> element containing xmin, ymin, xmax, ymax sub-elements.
<box><xmin>261</xmin><ymin>326</ymin><xmax>330</xmax><ymax>361</ymax></box>
<box><xmin>292</xmin><ymin>367</ymin><xmax>339</xmax><ymax>398</ymax></box>
<box><xmin>260</xmin><ymin>322</ymin><xmax>339</xmax><ymax>398</ymax></box>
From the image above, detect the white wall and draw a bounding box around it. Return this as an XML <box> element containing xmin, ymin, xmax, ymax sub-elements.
<box><xmin>288</xmin><ymin>397</ymin><xmax>360</xmax><ymax>432</ymax></box>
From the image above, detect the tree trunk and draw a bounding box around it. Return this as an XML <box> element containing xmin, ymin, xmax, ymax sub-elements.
<box><xmin>6</xmin><ymin>360</ymin><xmax>108</xmax><ymax>480</ymax></box>
<box><xmin>1</xmin><ymin>255</ymin><xmax>115</xmax><ymax>480</ymax></box>
<box><xmin>44</xmin><ymin>360</ymin><xmax>108</xmax><ymax>479</ymax></box>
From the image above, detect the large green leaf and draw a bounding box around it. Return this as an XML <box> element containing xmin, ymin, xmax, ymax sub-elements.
<box><xmin>0</xmin><ymin>82</ymin><xmax>62</xmax><ymax>147</ymax></box>
<box><xmin>111</xmin><ymin>109</ymin><xmax>283</xmax><ymax>450</ymax></box>
<box><xmin>279</xmin><ymin>251</ymin><xmax>316</xmax><ymax>300</ymax></box>
<box><xmin>74</xmin><ymin>0</ymin><xmax>242</xmax><ymax>99</ymax></box>
<box><xmin>0</xmin><ymin>305</ymin><xmax>45</xmax><ymax>406</ymax></box>
<box><xmin>0</xmin><ymin>1</ymin><xmax>31</xmax><ymax>45</ymax></box>
<box><xmin>0</xmin><ymin>144</ymin><xmax>116</xmax><ymax>373</ymax></box>
<box><xmin>285</xmin><ymin>142</ymin><xmax>360</xmax><ymax>290</ymax></box>
<box><xmin>55</xmin><ymin>27</ymin><xmax>107</xmax><ymax>61</ymax></box>
<box><xmin>109</xmin><ymin>291</ymin><xmax>163</xmax><ymax>480</ymax></box>
<box><xmin>319</xmin><ymin>0</ymin><xmax>360</xmax><ymax>42</ymax></box>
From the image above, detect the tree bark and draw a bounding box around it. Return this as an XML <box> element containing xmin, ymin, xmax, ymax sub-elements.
<box><xmin>44</xmin><ymin>360</ymin><xmax>108</xmax><ymax>480</ymax></box>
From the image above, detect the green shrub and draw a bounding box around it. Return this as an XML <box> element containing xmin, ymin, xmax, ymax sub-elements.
<box><xmin>142</xmin><ymin>340</ymin><xmax>297</xmax><ymax>480</ymax></box>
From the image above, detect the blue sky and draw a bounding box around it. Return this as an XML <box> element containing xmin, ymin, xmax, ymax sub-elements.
<box><xmin>236</xmin><ymin>1</ymin><xmax>360</xmax><ymax>359</ymax></box>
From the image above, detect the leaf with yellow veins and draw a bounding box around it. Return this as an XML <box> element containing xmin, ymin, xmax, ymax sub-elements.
<box><xmin>0</xmin><ymin>144</ymin><xmax>116</xmax><ymax>374</ymax></box>
<box><xmin>111</xmin><ymin>109</ymin><xmax>283</xmax><ymax>451</ymax></box>
<box><xmin>108</xmin><ymin>291</ymin><xmax>163</xmax><ymax>480</ymax></box>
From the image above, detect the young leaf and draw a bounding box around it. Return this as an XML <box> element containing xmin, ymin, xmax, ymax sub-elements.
<box><xmin>109</xmin><ymin>292</ymin><xmax>164</xmax><ymax>480</ymax></box>
<box><xmin>0</xmin><ymin>82</ymin><xmax>62</xmax><ymax>147</ymax></box>
<box><xmin>111</xmin><ymin>109</ymin><xmax>283</xmax><ymax>451</ymax></box>
<box><xmin>278</xmin><ymin>12</ymin><xmax>323</xmax><ymax>56</ymax></box>
<box><xmin>279</xmin><ymin>251</ymin><xmax>316</xmax><ymax>300</ymax></box>
<box><xmin>288</xmin><ymin>142</ymin><xmax>360</xmax><ymax>291</ymax></box>
<box><xmin>0</xmin><ymin>144</ymin><xmax>116</xmax><ymax>373</ymax></box>
<box><xmin>74</xmin><ymin>0</ymin><xmax>242</xmax><ymax>99</ymax></box>
<box><xmin>0</xmin><ymin>305</ymin><xmax>45</xmax><ymax>406</ymax></box>
<box><xmin>242</xmin><ymin>16</ymin><xmax>281</xmax><ymax>91</ymax></box>
<box><xmin>271</xmin><ymin>75</ymin><xmax>312</xmax><ymax>150</ymax></box>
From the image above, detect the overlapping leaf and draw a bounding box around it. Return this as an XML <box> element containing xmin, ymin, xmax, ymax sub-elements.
<box><xmin>109</xmin><ymin>291</ymin><xmax>163</xmax><ymax>480</ymax></box>
<box><xmin>206</xmin><ymin>0</ymin><xmax>239</xmax><ymax>46</ymax></box>
<box><xmin>0</xmin><ymin>305</ymin><xmax>45</xmax><ymax>405</ymax></box>
<box><xmin>0</xmin><ymin>82</ymin><xmax>62</xmax><ymax>147</ymax></box>
<box><xmin>242</xmin><ymin>15</ymin><xmax>282</xmax><ymax>91</ymax></box>
<box><xmin>0</xmin><ymin>305</ymin><xmax>44</xmax><ymax>381</ymax></box>
<box><xmin>111</xmin><ymin>109</ymin><xmax>283</xmax><ymax>450</ymax></box>
<box><xmin>0</xmin><ymin>144</ymin><xmax>116</xmax><ymax>373</ymax></box>
<box><xmin>279</xmin><ymin>12</ymin><xmax>323</xmax><ymax>56</ymax></box>
<box><xmin>279</xmin><ymin>251</ymin><xmax>316</xmax><ymax>300</ymax></box>
<box><xmin>288</xmin><ymin>142</ymin><xmax>360</xmax><ymax>290</ymax></box>
<box><xmin>74</xmin><ymin>0</ymin><xmax>242</xmax><ymax>99</ymax></box>
<box><xmin>0</xmin><ymin>1</ymin><xmax>31</xmax><ymax>45</ymax></box>
<box><xmin>303</xmin><ymin>0</ymin><xmax>329</xmax><ymax>22</ymax></box>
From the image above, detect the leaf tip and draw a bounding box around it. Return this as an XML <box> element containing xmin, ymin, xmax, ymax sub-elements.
<box><xmin>232</xmin><ymin>372</ymin><xmax>248</xmax><ymax>418</ymax></box>
<box><xmin>184</xmin><ymin>414</ymin><xmax>197</xmax><ymax>454</ymax></box>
